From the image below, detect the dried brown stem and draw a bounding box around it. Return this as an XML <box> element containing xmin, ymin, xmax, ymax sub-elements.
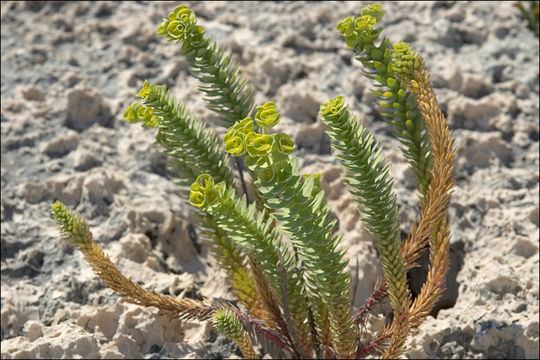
<box><xmin>83</xmin><ymin>242</ymin><xmax>216</xmax><ymax>322</ymax></box>
<box><xmin>381</xmin><ymin>54</ymin><xmax>455</xmax><ymax>359</ymax></box>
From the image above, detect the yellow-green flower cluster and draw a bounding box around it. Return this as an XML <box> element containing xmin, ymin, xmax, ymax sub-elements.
<box><xmin>136</xmin><ymin>80</ymin><xmax>168</xmax><ymax>102</ymax></box>
<box><xmin>189</xmin><ymin>174</ymin><xmax>223</xmax><ymax>209</ymax></box>
<box><xmin>336</xmin><ymin>4</ymin><xmax>384</xmax><ymax>50</ymax></box>
<box><xmin>157</xmin><ymin>5</ymin><xmax>199</xmax><ymax>42</ymax></box>
<box><xmin>222</xmin><ymin>103</ymin><xmax>294</xmax><ymax>184</ymax></box>
<box><xmin>223</xmin><ymin>117</ymin><xmax>254</xmax><ymax>156</ymax></box>
<box><xmin>250</xmin><ymin>133</ymin><xmax>294</xmax><ymax>183</ymax></box>
<box><xmin>123</xmin><ymin>102</ymin><xmax>159</xmax><ymax>128</ymax></box>
<box><xmin>223</xmin><ymin>113</ymin><xmax>294</xmax><ymax>169</ymax></box>
<box><xmin>254</xmin><ymin>102</ymin><xmax>280</xmax><ymax>129</ymax></box>
<box><xmin>361</xmin><ymin>3</ymin><xmax>384</xmax><ymax>22</ymax></box>
<box><xmin>319</xmin><ymin>95</ymin><xmax>345</xmax><ymax>118</ymax></box>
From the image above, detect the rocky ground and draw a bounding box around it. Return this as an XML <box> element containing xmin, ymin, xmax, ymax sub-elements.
<box><xmin>1</xmin><ymin>1</ymin><xmax>538</xmax><ymax>359</ymax></box>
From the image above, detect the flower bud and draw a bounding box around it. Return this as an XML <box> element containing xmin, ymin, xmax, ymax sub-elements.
<box><xmin>169</xmin><ymin>5</ymin><xmax>196</xmax><ymax>23</ymax></box>
<box><xmin>273</xmin><ymin>133</ymin><xmax>295</xmax><ymax>155</ymax></box>
<box><xmin>157</xmin><ymin>19</ymin><xmax>170</xmax><ymax>38</ymax></box>
<box><xmin>224</xmin><ymin>135</ymin><xmax>245</xmax><ymax>156</ymax></box>
<box><xmin>123</xmin><ymin>102</ymin><xmax>158</xmax><ymax>127</ymax></box>
<box><xmin>247</xmin><ymin>134</ymin><xmax>273</xmax><ymax>157</ymax></box>
<box><xmin>123</xmin><ymin>104</ymin><xmax>137</xmax><ymax>122</ymax></box>
<box><xmin>255</xmin><ymin>102</ymin><xmax>280</xmax><ymax>129</ymax></box>
<box><xmin>243</xmin><ymin>132</ymin><xmax>257</xmax><ymax>148</ymax></box>
<box><xmin>189</xmin><ymin>191</ymin><xmax>205</xmax><ymax>208</ymax></box>
<box><xmin>337</xmin><ymin>16</ymin><xmax>355</xmax><ymax>36</ymax></box>
<box><xmin>354</xmin><ymin>15</ymin><xmax>376</xmax><ymax>31</ymax></box>
<box><xmin>192</xmin><ymin>174</ymin><xmax>214</xmax><ymax>193</ymax></box>
<box><xmin>319</xmin><ymin>96</ymin><xmax>345</xmax><ymax>117</ymax></box>
<box><xmin>158</xmin><ymin>6</ymin><xmax>198</xmax><ymax>42</ymax></box>
<box><xmin>204</xmin><ymin>187</ymin><xmax>221</xmax><ymax>207</ymax></box>
<box><xmin>237</xmin><ymin>117</ymin><xmax>254</xmax><ymax>133</ymax></box>
<box><xmin>361</xmin><ymin>4</ymin><xmax>384</xmax><ymax>23</ymax></box>
<box><xmin>225</xmin><ymin>117</ymin><xmax>254</xmax><ymax>143</ymax></box>
<box><xmin>253</xmin><ymin>134</ymin><xmax>273</xmax><ymax>152</ymax></box>
<box><xmin>167</xmin><ymin>20</ymin><xmax>190</xmax><ymax>40</ymax></box>
<box><xmin>137</xmin><ymin>80</ymin><xmax>153</xmax><ymax>100</ymax></box>
<box><xmin>136</xmin><ymin>103</ymin><xmax>151</xmax><ymax>119</ymax></box>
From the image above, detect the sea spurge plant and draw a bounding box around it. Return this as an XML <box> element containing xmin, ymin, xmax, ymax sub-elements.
<box><xmin>319</xmin><ymin>95</ymin><xmax>411</xmax><ymax>358</ymax></box>
<box><xmin>157</xmin><ymin>4</ymin><xmax>254</xmax><ymax>127</ymax></box>
<box><xmin>221</xmin><ymin>112</ymin><xmax>358</xmax><ymax>358</ymax></box>
<box><xmin>319</xmin><ymin>95</ymin><xmax>408</xmax><ymax>319</ymax></box>
<box><xmin>123</xmin><ymin>79</ymin><xmax>261</xmax><ymax>317</ymax></box>
<box><xmin>50</xmin><ymin>3</ymin><xmax>455</xmax><ymax>359</ymax></box>
<box><xmin>189</xmin><ymin>173</ymin><xmax>314</xmax><ymax>357</ymax></box>
<box><xmin>337</xmin><ymin>6</ymin><xmax>433</xmax><ymax>205</ymax></box>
